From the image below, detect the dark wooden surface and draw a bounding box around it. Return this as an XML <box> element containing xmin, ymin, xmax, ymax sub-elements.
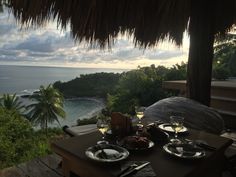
<box><xmin>0</xmin><ymin>154</ymin><xmax>63</xmax><ymax>177</ymax></box>
<box><xmin>51</xmin><ymin>129</ymin><xmax>233</xmax><ymax>177</ymax></box>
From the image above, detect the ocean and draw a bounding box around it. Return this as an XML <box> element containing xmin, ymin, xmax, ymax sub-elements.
<box><xmin>0</xmin><ymin>65</ymin><xmax>127</xmax><ymax>127</ymax></box>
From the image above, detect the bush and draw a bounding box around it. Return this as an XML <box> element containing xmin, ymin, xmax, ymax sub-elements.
<box><xmin>77</xmin><ymin>116</ymin><xmax>97</xmax><ymax>125</ymax></box>
<box><xmin>212</xmin><ymin>65</ymin><xmax>230</xmax><ymax>80</ymax></box>
<box><xmin>0</xmin><ymin>107</ymin><xmax>63</xmax><ymax>169</ymax></box>
<box><xmin>0</xmin><ymin>108</ymin><xmax>34</xmax><ymax>168</ymax></box>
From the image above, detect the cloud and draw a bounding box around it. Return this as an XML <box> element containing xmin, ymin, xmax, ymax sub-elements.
<box><xmin>0</xmin><ymin>7</ymin><xmax>189</xmax><ymax>68</ymax></box>
<box><xmin>14</xmin><ymin>37</ymin><xmax>55</xmax><ymax>53</ymax></box>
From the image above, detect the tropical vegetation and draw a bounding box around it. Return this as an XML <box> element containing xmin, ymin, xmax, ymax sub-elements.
<box><xmin>107</xmin><ymin>64</ymin><xmax>186</xmax><ymax>114</ymax></box>
<box><xmin>27</xmin><ymin>85</ymin><xmax>66</xmax><ymax>134</ymax></box>
<box><xmin>0</xmin><ymin>107</ymin><xmax>63</xmax><ymax>169</ymax></box>
<box><xmin>213</xmin><ymin>30</ymin><xmax>236</xmax><ymax>80</ymax></box>
<box><xmin>0</xmin><ymin>93</ymin><xmax>25</xmax><ymax>114</ymax></box>
<box><xmin>55</xmin><ymin>63</ymin><xmax>187</xmax><ymax>114</ymax></box>
<box><xmin>54</xmin><ymin>72</ymin><xmax>120</xmax><ymax>98</ymax></box>
<box><xmin>0</xmin><ymin>85</ymin><xmax>66</xmax><ymax>169</ymax></box>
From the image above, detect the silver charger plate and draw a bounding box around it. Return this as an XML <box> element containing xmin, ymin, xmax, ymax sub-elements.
<box><xmin>117</xmin><ymin>136</ymin><xmax>155</xmax><ymax>150</ymax></box>
<box><xmin>158</xmin><ymin>123</ymin><xmax>188</xmax><ymax>133</ymax></box>
<box><xmin>163</xmin><ymin>143</ymin><xmax>206</xmax><ymax>159</ymax></box>
<box><xmin>85</xmin><ymin>144</ymin><xmax>129</xmax><ymax>162</ymax></box>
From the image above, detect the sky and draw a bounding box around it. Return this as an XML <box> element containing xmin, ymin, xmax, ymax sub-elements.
<box><xmin>0</xmin><ymin>8</ymin><xmax>190</xmax><ymax>69</ymax></box>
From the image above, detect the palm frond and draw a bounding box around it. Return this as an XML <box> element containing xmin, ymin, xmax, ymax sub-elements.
<box><xmin>27</xmin><ymin>85</ymin><xmax>65</xmax><ymax>131</ymax></box>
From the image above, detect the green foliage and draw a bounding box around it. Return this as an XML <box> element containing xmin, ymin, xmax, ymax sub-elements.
<box><xmin>213</xmin><ymin>31</ymin><xmax>236</xmax><ymax>78</ymax></box>
<box><xmin>164</xmin><ymin>62</ymin><xmax>187</xmax><ymax>80</ymax></box>
<box><xmin>0</xmin><ymin>108</ymin><xmax>33</xmax><ymax>168</ymax></box>
<box><xmin>155</xmin><ymin>62</ymin><xmax>187</xmax><ymax>80</ymax></box>
<box><xmin>107</xmin><ymin>63</ymin><xmax>187</xmax><ymax>114</ymax></box>
<box><xmin>77</xmin><ymin>116</ymin><xmax>97</xmax><ymax>125</ymax></box>
<box><xmin>27</xmin><ymin>85</ymin><xmax>66</xmax><ymax>134</ymax></box>
<box><xmin>0</xmin><ymin>107</ymin><xmax>63</xmax><ymax>169</ymax></box>
<box><xmin>54</xmin><ymin>64</ymin><xmax>186</xmax><ymax>115</ymax></box>
<box><xmin>0</xmin><ymin>93</ymin><xmax>25</xmax><ymax>114</ymax></box>
<box><xmin>53</xmin><ymin>72</ymin><xmax>121</xmax><ymax>98</ymax></box>
<box><xmin>212</xmin><ymin>64</ymin><xmax>230</xmax><ymax>80</ymax></box>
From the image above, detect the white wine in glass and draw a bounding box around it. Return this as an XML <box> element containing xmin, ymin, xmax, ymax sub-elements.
<box><xmin>136</xmin><ymin>111</ymin><xmax>144</xmax><ymax>122</ymax></box>
<box><xmin>98</xmin><ymin>126</ymin><xmax>109</xmax><ymax>135</ymax></box>
<box><xmin>135</xmin><ymin>107</ymin><xmax>145</xmax><ymax>135</ymax></box>
<box><xmin>171</xmin><ymin>122</ymin><xmax>183</xmax><ymax>133</ymax></box>
<box><xmin>170</xmin><ymin>116</ymin><xmax>184</xmax><ymax>144</ymax></box>
<box><xmin>97</xmin><ymin>119</ymin><xmax>109</xmax><ymax>144</ymax></box>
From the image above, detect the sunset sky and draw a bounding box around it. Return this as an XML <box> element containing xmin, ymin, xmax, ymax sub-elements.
<box><xmin>0</xmin><ymin>8</ymin><xmax>189</xmax><ymax>69</ymax></box>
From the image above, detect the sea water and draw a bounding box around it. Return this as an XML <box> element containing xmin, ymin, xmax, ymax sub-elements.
<box><xmin>0</xmin><ymin>65</ymin><xmax>127</xmax><ymax>127</ymax></box>
<box><xmin>0</xmin><ymin>65</ymin><xmax>126</xmax><ymax>94</ymax></box>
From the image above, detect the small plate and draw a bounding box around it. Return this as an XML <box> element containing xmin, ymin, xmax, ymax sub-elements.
<box><xmin>163</xmin><ymin>143</ymin><xmax>206</xmax><ymax>159</ymax></box>
<box><xmin>117</xmin><ymin>136</ymin><xmax>155</xmax><ymax>150</ymax></box>
<box><xmin>158</xmin><ymin>123</ymin><xmax>188</xmax><ymax>133</ymax></box>
<box><xmin>85</xmin><ymin>144</ymin><xmax>129</xmax><ymax>162</ymax></box>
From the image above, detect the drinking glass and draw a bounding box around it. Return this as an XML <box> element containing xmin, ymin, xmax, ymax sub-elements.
<box><xmin>97</xmin><ymin>119</ymin><xmax>109</xmax><ymax>144</ymax></box>
<box><xmin>170</xmin><ymin>116</ymin><xmax>184</xmax><ymax>144</ymax></box>
<box><xmin>135</xmin><ymin>107</ymin><xmax>145</xmax><ymax>135</ymax></box>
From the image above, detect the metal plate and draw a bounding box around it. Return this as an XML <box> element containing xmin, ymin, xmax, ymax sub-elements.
<box><xmin>85</xmin><ymin>144</ymin><xmax>129</xmax><ymax>162</ymax></box>
<box><xmin>158</xmin><ymin>123</ymin><xmax>188</xmax><ymax>133</ymax></box>
<box><xmin>163</xmin><ymin>143</ymin><xmax>206</xmax><ymax>159</ymax></box>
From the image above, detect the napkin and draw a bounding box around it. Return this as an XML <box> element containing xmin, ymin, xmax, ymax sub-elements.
<box><xmin>117</xmin><ymin>161</ymin><xmax>156</xmax><ymax>177</ymax></box>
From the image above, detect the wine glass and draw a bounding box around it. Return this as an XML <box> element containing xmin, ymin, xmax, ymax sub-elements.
<box><xmin>97</xmin><ymin>119</ymin><xmax>109</xmax><ymax>144</ymax></box>
<box><xmin>135</xmin><ymin>107</ymin><xmax>145</xmax><ymax>135</ymax></box>
<box><xmin>169</xmin><ymin>116</ymin><xmax>184</xmax><ymax>144</ymax></box>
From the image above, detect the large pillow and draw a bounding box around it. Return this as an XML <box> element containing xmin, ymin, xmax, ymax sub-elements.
<box><xmin>144</xmin><ymin>97</ymin><xmax>225</xmax><ymax>134</ymax></box>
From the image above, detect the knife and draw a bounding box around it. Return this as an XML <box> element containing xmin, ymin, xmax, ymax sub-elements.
<box><xmin>195</xmin><ymin>141</ymin><xmax>217</xmax><ymax>151</ymax></box>
<box><xmin>120</xmin><ymin>162</ymin><xmax>150</xmax><ymax>177</ymax></box>
<box><xmin>117</xmin><ymin>163</ymin><xmax>138</xmax><ymax>177</ymax></box>
<box><xmin>184</xmin><ymin>139</ymin><xmax>217</xmax><ymax>151</ymax></box>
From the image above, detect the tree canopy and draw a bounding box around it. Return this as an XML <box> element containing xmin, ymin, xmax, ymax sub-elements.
<box><xmin>213</xmin><ymin>31</ymin><xmax>236</xmax><ymax>79</ymax></box>
<box><xmin>54</xmin><ymin>72</ymin><xmax>121</xmax><ymax>98</ymax></box>
<box><xmin>107</xmin><ymin>64</ymin><xmax>187</xmax><ymax>114</ymax></box>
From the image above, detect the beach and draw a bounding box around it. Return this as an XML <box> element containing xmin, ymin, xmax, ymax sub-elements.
<box><xmin>0</xmin><ymin>65</ymin><xmax>126</xmax><ymax>127</ymax></box>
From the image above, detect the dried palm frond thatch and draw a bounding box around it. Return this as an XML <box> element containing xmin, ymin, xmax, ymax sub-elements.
<box><xmin>7</xmin><ymin>0</ymin><xmax>236</xmax><ymax>48</ymax></box>
<box><xmin>6</xmin><ymin>0</ymin><xmax>236</xmax><ymax>106</ymax></box>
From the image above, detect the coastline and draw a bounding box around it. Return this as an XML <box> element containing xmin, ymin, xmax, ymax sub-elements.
<box><xmin>53</xmin><ymin>97</ymin><xmax>105</xmax><ymax>127</ymax></box>
<box><xmin>65</xmin><ymin>96</ymin><xmax>106</xmax><ymax>104</ymax></box>
<box><xmin>19</xmin><ymin>95</ymin><xmax>105</xmax><ymax>128</ymax></box>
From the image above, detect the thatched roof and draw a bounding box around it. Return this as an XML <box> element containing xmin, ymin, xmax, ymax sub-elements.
<box><xmin>4</xmin><ymin>0</ymin><xmax>236</xmax><ymax>106</ymax></box>
<box><xmin>7</xmin><ymin>0</ymin><xmax>236</xmax><ymax>48</ymax></box>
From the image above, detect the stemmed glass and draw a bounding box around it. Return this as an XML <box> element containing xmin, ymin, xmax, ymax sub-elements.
<box><xmin>135</xmin><ymin>107</ymin><xmax>145</xmax><ymax>135</ymax></box>
<box><xmin>169</xmin><ymin>116</ymin><xmax>184</xmax><ymax>144</ymax></box>
<box><xmin>97</xmin><ymin>119</ymin><xmax>109</xmax><ymax>144</ymax></box>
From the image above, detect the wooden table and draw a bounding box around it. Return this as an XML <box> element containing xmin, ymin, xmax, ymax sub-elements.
<box><xmin>51</xmin><ymin>129</ymin><xmax>232</xmax><ymax>177</ymax></box>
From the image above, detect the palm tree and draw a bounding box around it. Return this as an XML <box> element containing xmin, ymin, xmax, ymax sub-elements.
<box><xmin>27</xmin><ymin>85</ymin><xmax>66</xmax><ymax>134</ymax></box>
<box><xmin>0</xmin><ymin>93</ymin><xmax>25</xmax><ymax>114</ymax></box>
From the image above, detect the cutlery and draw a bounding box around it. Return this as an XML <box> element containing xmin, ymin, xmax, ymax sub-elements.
<box><xmin>117</xmin><ymin>163</ymin><xmax>138</xmax><ymax>177</ymax></box>
<box><xmin>119</xmin><ymin>162</ymin><xmax>150</xmax><ymax>177</ymax></box>
<box><xmin>184</xmin><ymin>139</ymin><xmax>216</xmax><ymax>151</ymax></box>
<box><xmin>195</xmin><ymin>141</ymin><xmax>217</xmax><ymax>151</ymax></box>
